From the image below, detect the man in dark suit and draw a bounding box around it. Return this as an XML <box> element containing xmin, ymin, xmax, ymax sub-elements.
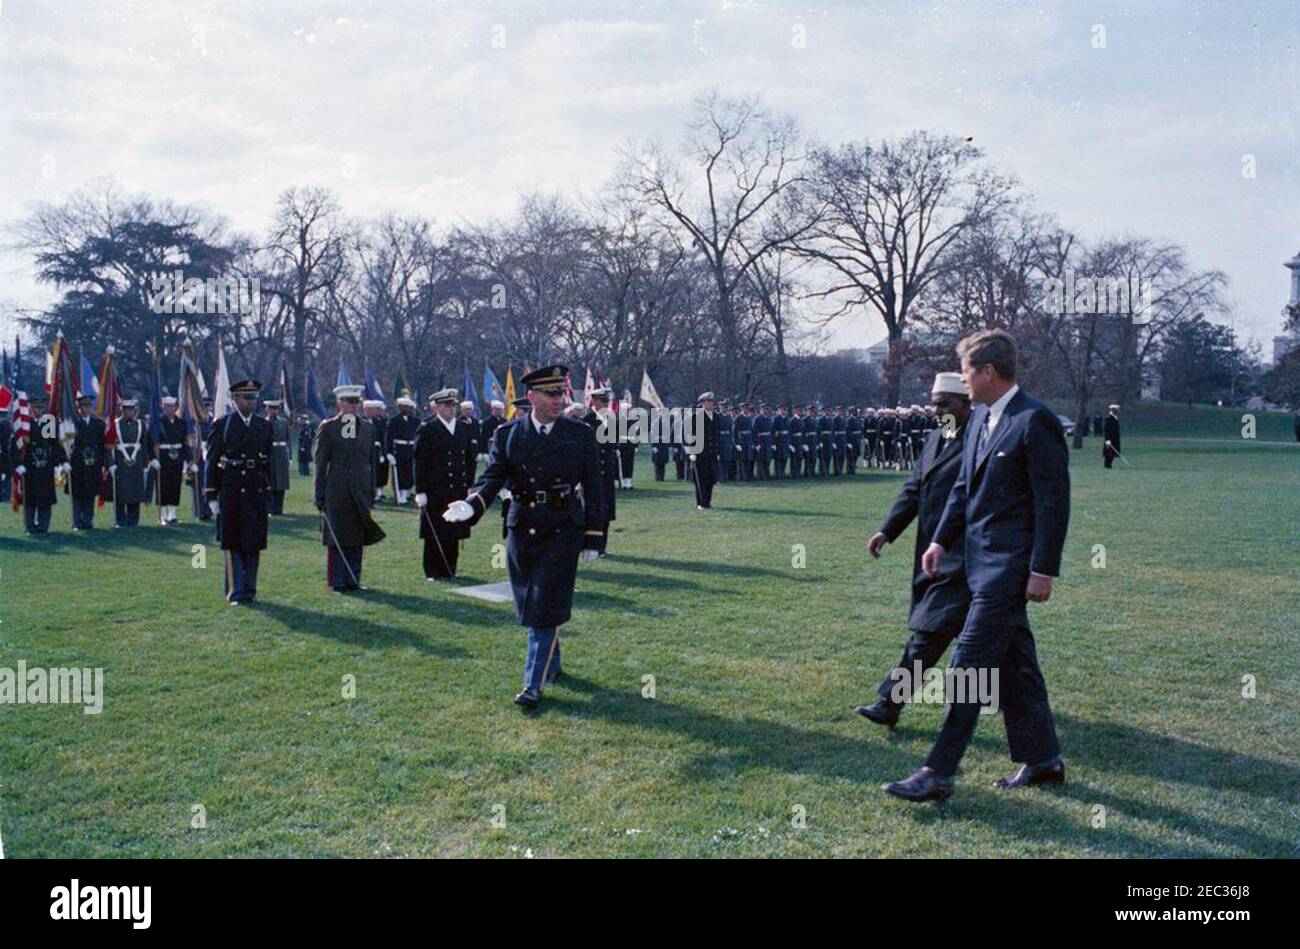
<box><xmin>1102</xmin><ymin>404</ymin><xmax>1121</xmax><ymax>468</ymax></box>
<box><xmin>583</xmin><ymin>388</ymin><xmax>619</xmax><ymax>555</ymax></box>
<box><xmin>444</xmin><ymin>365</ymin><xmax>604</xmax><ymax>710</ymax></box>
<box><xmin>886</xmin><ymin>329</ymin><xmax>1070</xmax><ymax>802</ymax></box>
<box><xmin>315</xmin><ymin>385</ymin><xmax>386</xmax><ymax>592</ymax></box>
<box><xmin>855</xmin><ymin>373</ymin><xmax>972</xmax><ymax>727</ymax></box>
<box><xmin>690</xmin><ymin>392</ymin><xmax>721</xmax><ymax>509</ymax></box>
<box><xmin>414</xmin><ymin>388</ymin><xmax>478</xmax><ymax>579</ymax></box>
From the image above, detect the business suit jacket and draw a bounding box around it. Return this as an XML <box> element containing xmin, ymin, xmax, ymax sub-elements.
<box><xmin>878</xmin><ymin>424</ymin><xmax>971</xmax><ymax>633</ymax></box>
<box><xmin>933</xmin><ymin>388</ymin><xmax>1070</xmax><ymax>612</ymax></box>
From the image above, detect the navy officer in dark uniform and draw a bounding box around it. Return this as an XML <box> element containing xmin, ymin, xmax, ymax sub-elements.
<box><xmin>69</xmin><ymin>393</ymin><xmax>107</xmax><ymax>530</ymax></box>
<box><xmin>444</xmin><ymin>365</ymin><xmax>604</xmax><ymax>710</ymax></box>
<box><xmin>855</xmin><ymin>373</ymin><xmax>972</xmax><ymax>727</ymax></box>
<box><xmin>690</xmin><ymin>391</ymin><xmax>721</xmax><ymax>509</ymax></box>
<box><xmin>205</xmin><ymin>379</ymin><xmax>273</xmax><ymax>605</ymax></box>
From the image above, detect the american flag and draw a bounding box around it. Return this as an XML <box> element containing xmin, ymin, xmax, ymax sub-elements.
<box><xmin>10</xmin><ymin>390</ymin><xmax>31</xmax><ymax>512</ymax></box>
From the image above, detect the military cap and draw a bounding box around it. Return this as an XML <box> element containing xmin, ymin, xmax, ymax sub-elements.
<box><xmin>430</xmin><ymin>388</ymin><xmax>459</xmax><ymax>405</ymax></box>
<box><xmin>120</xmin><ymin>398</ymin><xmax>139</xmax><ymax>409</ymax></box>
<box><xmin>76</xmin><ymin>393</ymin><xmax>94</xmax><ymax>405</ymax></box>
<box><xmin>1108</xmin><ymin>403</ymin><xmax>1120</xmax><ymax>411</ymax></box>
<box><xmin>697</xmin><ymin>390</ymin><xmax>715</xmax><ymax>403</ymax></box>
<box><xmin>230</xmin><ymin>380</ymin><xmax>262</xmax><ymax>397</ymax></box>
<box><xmin>333</xmin><ymin>384</ymin><xmax>364</xmax><ymax>400</ymax></box>
<box><xmin>511</xmin><ymin>395</ymin><xmax>531</xmax><ymax>408</ymax></box>
<box><xmin>362</xmin><ymin>399</ymin><xmax>384</xmax><ymax>410</ymax></box>
<box><xmin>396</xmin><ymin>395</ymin><xmax>417</xmax><ymax>408</ymax></box>
<box><xmin>520</xmin><ymin>364</ymin><xmax>568</xmax><ymax>392</ymax></box>
<box><xmin>589</xmin><ymin>387</ymin><xmax>611</xmax><ymax>401</ymax></box>
<box><xmin>161</xmin><ymin>395</ymin><xmax>179</xmax><ymax>406</ymax></box>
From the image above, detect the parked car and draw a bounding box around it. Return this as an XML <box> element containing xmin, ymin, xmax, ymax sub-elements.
<box><xmin>1056</xmin><ymin>415</ymin><xmax>1076</xmax><ymax>438</ymax></box>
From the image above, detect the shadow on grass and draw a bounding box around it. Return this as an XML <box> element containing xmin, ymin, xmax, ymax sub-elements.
<box><xmin>609</xmin><ymin>553</ymin><xmax>815</xmax><ymax>581</ymax></box>
<box><xmin>547</xmin><ymin>679</ymin><xmax>1296</xmax><ymax>856</ymax></box>
<box><xmin>250</xmin><ymin>600</ymin><xmax>469</xmax><ymax>657</ymax></box>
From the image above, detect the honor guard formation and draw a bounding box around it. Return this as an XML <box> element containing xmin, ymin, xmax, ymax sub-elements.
<box><xmin>5</xmin><ymin>330</ymin><xmax>1104</xmax><ymax>759</ymax></box>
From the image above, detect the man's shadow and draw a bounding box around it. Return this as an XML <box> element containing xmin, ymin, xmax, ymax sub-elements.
<box><xmin>250</xmin><ymin>599</ymin><xmax>468</xmax><ymax>658</ymax></box>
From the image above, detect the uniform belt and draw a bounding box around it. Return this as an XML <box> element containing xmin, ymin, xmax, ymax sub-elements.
<box><xmin>514</xmin><ymin>484</ymin><xmax>576</xmax><ymax>505</ymax></box>
<box><xmin>392</xmin><ymin>440</ymin><xmax>414</xmax><ymax>446</ymax></box>
<box><xmin>219</xmin><ymin>457</ymin><xmax>261</xmax><ymax>469</ymax></box>
<box><xmin>272</xmin><ymin>441</ymin><xmax>288</xmax><ymax>446</ymax></box>
<box><xmin>158</xmin><ymin>443</ymin><xmax>183</xmax><ymax>450</ymax></box>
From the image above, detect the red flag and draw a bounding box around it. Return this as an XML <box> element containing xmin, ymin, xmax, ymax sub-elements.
<box><xmin>11</xmin><ymin>390</ymin><xmax>30</xmax><ymax>512</ymax></box>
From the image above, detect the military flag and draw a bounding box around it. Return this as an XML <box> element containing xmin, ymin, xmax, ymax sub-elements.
<box><xmin>504</xmin><ymin>364</ymin><xmax>517</xmax><ymax>420</ymax></box>
<box><xmin>639</xmin><ymin>370</ymin><xmax>665</xmax><ymax>410</ymax></box>
<box><xmin>337</xmin><ymin>359</ymin><xmax>352</xmax><ymax>388</ymax></box>
<box><xmin>305</xmin><ymin>365</ymin><xmax>326</xmax><ymax>418</ymax></box>
<box><xmin>462</xmin><ymin>364</ymin><xmax>479</xmax><ymax>417</ymax></box>
<box><xmin>483</xmin><ymin>363</ymin><xmax>504</xmax><ymax>408</ymax></box>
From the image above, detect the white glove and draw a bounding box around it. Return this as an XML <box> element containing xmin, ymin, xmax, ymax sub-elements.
<box><xmin>415</xmin><ymin>493</ymin><xmax>428</xmax><ymax>508</ymax></box>
<box><xmin>188</xmin><ymin>462</ymin><xmax>199</xmax><ymax>473</ymax></box>
<box><xmin>14</xmin><ymin>465</ymin><xmax>25</xmax><ymax>476</ymax></box>
<box><xmin>61</xmin><ymin>463</ymin><xmax>72</xmax><ymax>474</ymax></box>
<box><xmin>149</xmin><ymin>459</ymin><xmax>160</xmax><ymax>471</ymax></box>
<box><xmin>499</xmin><ymin>487</ymin><xmax>512</xmax><ymax>502</ymax></box>
<box><xmin>580</xmin><ymin>549</ymin><xmax>600</xmax><ymax>563</ymax></box>
<box><xmin>387</xmin><ymin>454</ymin><xmax>397</xmax><ymax>466</ymax></box>
<box><xmin>209</xmin><ymin>500</ymin><xmax>220</xmax><ymax>515</ymax></box>
<box><xmin>109</xmin><ymin>465</ymin><xmax>118</xmax><ymax>475</ymax></box>
<box><xmin>443</xmin><ymin>499</ymin><xmax>474</xmax><ymax>522</ymax></box>
<box><xmin>477</xmin><ymin>453</ymin><xmax>486</xmax><ymax>461</ymax></box>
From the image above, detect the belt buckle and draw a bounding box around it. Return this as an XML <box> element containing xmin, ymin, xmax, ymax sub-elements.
<box><xmin>535</xmin><ymin>489</ymin><xmax>547</xmax><ymax>504</ymax></box>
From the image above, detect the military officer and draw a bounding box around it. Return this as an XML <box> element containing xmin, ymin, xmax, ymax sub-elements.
<box><xmin>499</xmin><ymin>395</ymin><xmax>531</xmax><ymax>538</ymax></box>
<box><xmin>315</xmin><ymin>385</ymin><xmax>386</xmax><ymax>592</ymax></box>
<box><xmin>584</xmin><ymin>387</ymin><xmax>618</xmax><ymax>555</ymax></box>
<box><xmin>846</xmin><ymin>406</ymin><xmax>863</xmax><ymax>474</ymax></box>
<box><xmin>651</xmin><ymin>422</ymin><xmax>671</xmax><ymax>481</ymax></box>
<box><xmin>264</xmin><ymin>398</ymin><xmax>291</xmax><ymax>515</ymax></box>
<box><xmin>863</xmin><ymin>407</ymin><xmax>879</xmax><ymax>468</ymax></box>
<box><xmin>831</xmin><ymin>405</ymin><xmax>847</xmax><ymax>475</ymax></box>
<box><xmin>856</xmin><ymin>373</ymin><xmax>973</xmax><ymax>727</ymax></box>
<box><xmin>110</xmin><ymin>398</ymin><xmax>149</xmax><ymax>527</ymax></box>
<box><xmin>481</xmin><ymin>399</ymin><xmax>507</xmax><ymax>462</ymax></box>
<box><xmin>459</xmin><ymin>400</ymin><xmax>482</xmax><ymax>481</ymax></box>
<box><xmin>205</xmin><ymin>379</ymin><xmax>273</xmax><ymax>605</ymax></box>
<box><xmin>388</xmin><ymin>395</ymin><xmax>421</xmax><ymax>504</ymax></box>
<box><xmin>69</xmin><ymin>393</ymin><xmax>107</xmax><ymax>530</ymax></box>
<box><xmin>14</xmin><ymin>394</ymin><xmax>59</xmax><ymax>533</ymax></box>
<box><xmin>444</xmin><ymin>365</ymin><xmax>604</xmax><ymax>710</ymax></box>
<box><xmin>716</xmin><ymin>399</ymin><xmax>733</xmax><ymax>482</ymax></box>
<box><xmin>772</xmin><ymin>403</ymin><xmax>789</xmax><ymax>478</ymax></box>
<box><xmin>1103</xmin><ymin>403</ymin><xmax>1121</xmax><ymax>468</ymax></box>
<box><xmin>734</xmin><ymin>403</ymin><xmax>754</xmax><ymax>481</ymax></box>
<box><xmin>196</xmin><ymin>397</ymin><xmax>216</xmax><ymax>520</ymax></box>
<box><xmin>691</xmin><ymin>391</ymin><xmax>721</xmax><ymax>509</ymax></box>
<box><xmin>297</xmin><ymin>413</ymin><xmax>313</xmax><ymax>476</ymax></box>
<box><xmin>363</xmin><ymin>399</ymin><xmax>390</xmax><ymax>503</ymax></box>
<box><xmin>0</xmin><ymin>405</ymin><xmax>11</xmax><ymax>504</ymax></box>
<box><xmin>752</xmin><ymin>404</ymin><xmax>772</xmax><ymax>480</ymax></box>
<box><xmin>1094</xmin><ymin>413</ymin><xmax>1104</xmax><ymax>440</ymax></box>
<box><xmin>413</xmin><ymin>388</ymin><xmax>477</xmax><ymax>579</ymax></box>
<box><xmin>153</xmin><ymin>395</ymin><xmax>189</xmax><ymax>525</ymax></box>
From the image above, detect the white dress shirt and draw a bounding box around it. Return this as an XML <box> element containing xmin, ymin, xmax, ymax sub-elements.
<box><xmin>439</xmin><ymin>415</ymin><xmax>457</xmax><ymax>436</ymax></box>
<box><xmin>531</xmin><ymin>414</ymin><xmax>554</xmax><ymax>436</ymax></box>
<box><xmin>983</xmin><ymin>383</ymin><xmax>1020</xmax><ymax>437</ymax></box>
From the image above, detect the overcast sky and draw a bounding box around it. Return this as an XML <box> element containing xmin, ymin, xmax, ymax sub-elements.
<box><xmin>2</xmin><ymin>0</ymin><xmax>1297</xmax><ymax>352</ymax></box>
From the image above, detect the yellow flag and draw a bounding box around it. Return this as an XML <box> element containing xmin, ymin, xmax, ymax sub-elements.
<box><xmin>504</xmin><ymin>364</ymin><xmax>517</xmax><ymax>420</ymax></box>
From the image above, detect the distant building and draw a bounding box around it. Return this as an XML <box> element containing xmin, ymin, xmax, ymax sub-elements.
<box><xmin>1276</xmin><ymin>252</ymin><xmax>1300</xmax><ymax>365</ymax></box>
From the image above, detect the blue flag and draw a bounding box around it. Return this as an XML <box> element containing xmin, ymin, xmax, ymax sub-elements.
<box><xmin>364</xmin><ymin>365</ymin><xmax>383</xmax><ymax>401</ymax></box>
<box><xmin>483</xmin><ymin>363</ymin><xmax>503</xmax><ymax>408</ymax></box>
<box><xmin>462</xmin><ymin>366</ymin><xmax>479</xmax><ymax>418</ymax></box>
<box><xmin>337</xmin><ymin>359</ymin><xmax>352</xmax><ymax>388</ymax></box>
<box><xmin>306</xmin><ymin>365</ymin><xmax>326</xmax><ymax>418</ymax></box>
<box><xmin>79</xmin><ymin>350</ymin><xmax>99</xmax><ymax>399</ymax></box>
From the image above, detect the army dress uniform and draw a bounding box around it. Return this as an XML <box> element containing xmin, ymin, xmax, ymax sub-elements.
<box><xmin>832</xmin><ymin>409</ymin><xmax>847</xmax><ymax>475</ymax></box>
<box><xmin>716</xmin><ymin>406</ymin><xmax>733</xmax><ymax>482</ymax></box>
<box><xmin>14</xmin><ymin>400</ymin><xmax>59</xmax><ymax>533</ymax></box>
<box><xmin>1102</xmin><ymin>406</ymin><xmax>1121</xmax><ymax>468</ymax></box>
<box><xmin>752</xmin><ymin>409</ymin><xmax>772</xmax><ymax>480</ymax></box>
<box><xmin>388</xmin><ymin>399</ymin><xmax>422</xmax><ymax>504</ymax></box>
<box><xmin>772</xmin><ymin>408</ymin><xmax>789</xmax><ymax>478</ymax></box>
<box><xmin>205</xmin><ymin>382</ymin><xmax>274</xmax><ymax>605</ymax></box>
<box><xmin>265</xmin><ymin>406</ymin><xmax>292</xmax><ymax>515</ymax></box>
<box><xmin>691</xmin><ymin>394</ymin><xmax>721</xmax><ymax>509</ymax></box>
<box><xmin>414</xmin><ymin>391</ymin><xmax>478</xmax><ymax>578</ymax></box>
<box><xmin>111</xmin><ymin>405</ymin><xmax>149</xmax><ymax>527</ymax></box>
<box><xmin>69</xmin><ymin>398</ymin><xmax>107</xmax><ymax>530</ymax></box>
<box><xmin>450</xmin><ymin>366</ymin><xmax>604</xmax><ymax>709</ymax></box>
<box><xmin>315</xmin><ymin>389</ymin><xmax>386</xmax><ymax>591</ymax></box>
<box><xmin>366</xmin><ymin>402</ymin><xmax>391</xmax><ymax>502</ymax></box>
<box><xmin>154</xmin><ymin>404</ymin><xmax>190</xmax><ymax>524</ymax></box>
<box><xmin>297</xmin><ymin>418</ymin><xmax>314</xmax><ymax>476</ymax></box>
<box><xmin>583</xmin><ymin>396</ymin><xmax>618</xmax><ymax>554</ymax></box>
<box><xmin>846</xmin><ymin>410</ymin><xmax>863</xmax><ymax>474</ymax></box>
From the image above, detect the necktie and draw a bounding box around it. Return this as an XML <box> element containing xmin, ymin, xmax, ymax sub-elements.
<box><xmin>977</xmin><ymin>413</ymin><xmax>991</xmax><ymax>455</ymax></box>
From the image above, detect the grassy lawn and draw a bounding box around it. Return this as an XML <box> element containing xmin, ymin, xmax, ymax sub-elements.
<box><xmin>2</xmin><ymin>420</ymin><xmax>1297</xmax><ymax>857</ymax></box>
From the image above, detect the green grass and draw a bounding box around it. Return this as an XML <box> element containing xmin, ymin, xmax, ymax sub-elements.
<box><xmin>2</xmin><ymin>433</ymin><xmax>1298</xmax><ymax>857</ymax></box>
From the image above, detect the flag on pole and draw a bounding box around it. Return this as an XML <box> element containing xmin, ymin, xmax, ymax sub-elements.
<box><xmin>639</xmin><ymin>370</ymin><xmax>664</xmax><ymax>410</ymax></box>
<box><xmin>277</xmin><ymin>362</ymin><xmax>294</xmax><ymax>417</ymax></box>
<box><xmin>305</xmin><ymin>365</ymin><xmax>326</xmax><ymax>418</ymax></box>
<box><xmin>147</xmin><ymin>342</ymin><xmax>164</xmax><ymax>441</ymax></box>
<box><xmin>95</xmin><ymin>345</ymin><xmax>122</xmax><ymax>445</ymax></box>
<box><xmin>14</xmin><ymin>336</ymin><xmax>23</xmax><ymax>394</ymax></box>
<box><xmin>364</xmin><ymin>364</ymin><xmax>384</xmax><ymax>402</ymax></box>
<box><xmin>582</xmin><ymin>368</ymin><xmax>595</xmax><ymax>408</ymax></box>
<box><xmin>391</xmin><ymin>371</ymin><xmax>409</xmax><ymax>402</ymax></box>
<box><xmin>504</xmin><ymin>364</ymin><xmax>517</xmax><ymax>420</ymax></box>
<box><xmin>212</xmin><ymin>344</ymin><xmax>232</xmax><ymax>421</ymax></box>
<box><xmin>483</xmin><ymin>363</ymin><xmax>503</xmax><ymax>407</ymax></box>
<box><xmin>78</xmin><ymin>350</ymin><xmax>99</xmax><ymax>399</ymax></box>
<box><xmin>337</xmin><ymin>359</ymin><xmax>352</xmax><ymax>388</ymax></box>
<box><xmin>461</xmin><ymin>364</ymin><xmax>479</xmax><ymax>417</ymax></box>
<box><xmin>48</xmin><ymin>332</ymin><xmax>79</xmax><ymax>455</ymax></box>
<box><xmin>10</xmin><ymin>389</ymin><xmax>31</xmax><ymax>512</ymax></box>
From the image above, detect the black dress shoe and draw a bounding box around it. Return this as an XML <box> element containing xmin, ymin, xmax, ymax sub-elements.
<box><xmin>513</xmin><ymin>688</ymin><xmax>540</xmax><ymax>710</ymax></box>
<box><xmin>883</xmin><ymin>767</ymin><xmax>954</xmax><ymax>803</ymax></box>
<box><xmin>854</xmin><ymin>700</ymin><xmax>900</xmax><ymax>728</ymax></box>
<box><xmin>993</xmin><ymin>759</ymin><xmax>1065</xmax><ymax>789</ymax></box>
